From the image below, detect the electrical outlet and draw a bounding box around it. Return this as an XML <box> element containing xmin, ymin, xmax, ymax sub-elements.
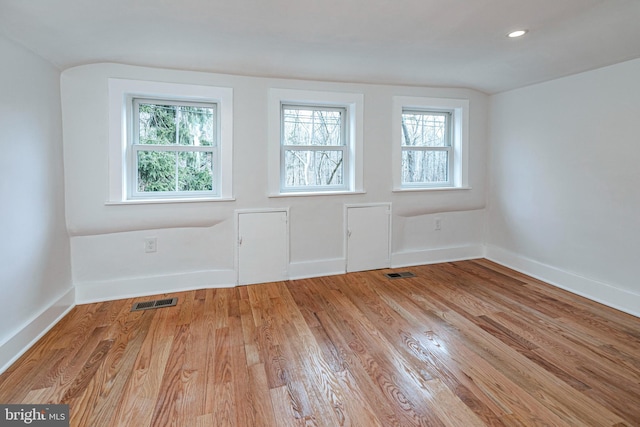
<box><xmin>145</xmin><ymin>237</ymin><xmax>157</xmax><ymax>253</ymax></box>
<box><xmin>435</xmin><ymin>218</ymin><xmax>442</xmax><ymax>231</ymax></box>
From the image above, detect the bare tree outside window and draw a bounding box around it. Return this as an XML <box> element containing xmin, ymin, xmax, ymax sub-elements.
<box><xmin>281</xmin><ymin>106</ymin><xmax>346</xmax><ymax>190</ymax></box>
<box><xmin>401</xmin><ymin>111</ymin><xmax>451</xmax><ymax>184</ymax></box>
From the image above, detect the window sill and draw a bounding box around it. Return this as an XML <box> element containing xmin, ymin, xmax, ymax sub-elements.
<box><xmin>106</xmin><ymin>197</ymin><xmax>236</xmax><ymax>206</ymax></box>
<box><xmin>392</xmin><ymin>186</ymin><xmax>472</xmax><ymax>193</ymax></box>
<box><xmin>269</xmin><ymin>190</ymin><xmax>366</xmax><ymax>198</ymax></box>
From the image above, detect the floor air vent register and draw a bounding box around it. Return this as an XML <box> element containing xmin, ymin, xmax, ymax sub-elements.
<box><xmin>131</xmin><ymin>297</ymin><xmax>178</xmax><ymax>312</ymax></box>
<box><xmin>384</xmin><ymin>271</ymin><xmax>416</xmax><ymax>279</ymax></box>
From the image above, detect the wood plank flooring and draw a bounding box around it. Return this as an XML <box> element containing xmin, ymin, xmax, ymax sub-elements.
<box><xmin>1</xmin><ymin>259</ymin><xmax>639</xmax><ymax>426</ymax></box>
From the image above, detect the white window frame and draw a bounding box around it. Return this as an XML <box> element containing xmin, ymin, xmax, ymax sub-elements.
<box><xmin>268</xmin><ymin>88</ymin><xmax>364</xmax><ymax>196</ymax></box>
<box><xmin>108</xmin><ymin>79</ymin><xmax>233</xmax><ymax>203</ymax></box>
<box><xmin>392</xmin><ymin>96</ymin><xmax>469</xmax><ymax>191</ymax></box>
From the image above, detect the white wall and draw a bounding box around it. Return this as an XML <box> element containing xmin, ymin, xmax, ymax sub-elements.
<box><xmin>61</xmin><ymin>63</ymin><xmax>488</xmax><ymax>302</ymax></box>
<box><xmin>0</xmin><ymin>36</ymin><xmax>74</xmax><ymax>372</ymax></box>
<box><xmin>487</xmin><ymin>58</ymin><xmax>640</xmax><ymax>316</ymax></box>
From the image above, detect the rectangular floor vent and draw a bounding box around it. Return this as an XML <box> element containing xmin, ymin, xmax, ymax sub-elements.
<box><xmin>131</xmin><ymin>297</ymin><xmax>178</xmax><ymax>312</ymax></box>
<box><xmin>385</xmin><ymin>272</ymin><xmax>416</xmax><ymax>279</ymax></box>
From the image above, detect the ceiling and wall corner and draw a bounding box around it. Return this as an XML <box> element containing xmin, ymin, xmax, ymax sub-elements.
<box><xmin>1</xmin><ymin>0</ymin><xmax>639</xmax><ymax>94</ymax></box>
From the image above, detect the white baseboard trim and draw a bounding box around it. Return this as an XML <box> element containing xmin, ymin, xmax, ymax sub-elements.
<box><xmin>485</xmin><ymin>244</ymin><xmax>640</xmax><ymax>318</ymax></box>
<box><xmin>289</xmin><ymin>258</ymin><xmax>346</xmax><ymax>281</ymax></box>
<box><xmin>75</xmin><ymin>269</ymin><xmax>236</xmax><ymax>304</ymax></box>
<box><xmin>289</xmin><ymin>246</ymin><xmax>485</xmax><ymax>281</ymax></box>
<box><xmin>0</xmin><ymin>287</ymin><xmax>75</xmax><ymax>375</ymax></box>
<box><xmin>391</xmin><ymin>244</ymin><xmax>485</xmax><ymax>268</ymax></box>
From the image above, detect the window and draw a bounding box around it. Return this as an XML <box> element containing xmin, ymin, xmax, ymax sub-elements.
<box><xmin>132</xmin><ymin>99</ymin><xmax>217</xmax><ymax>197</ymax></box>
<box><xmin>281</xmin><ymin>105</ymin><xmax>347</xmax><ymax>191</ymax></box>
<box><xmin>108</xmin><ymin>79</ymin><xmax>233</xmax><ymax>203</ymax></box>
<box><xmin>392</xmin><ymin>96</ymin><xmax>469</xmax><ymax>190</ymax></box>
<box><xmin>268</xmin><ymin>89</ymin><xmax>364</xmax><ymax>196</ymax></box>
<box><xmin>401</xmin><ymin>110</ymin><xmax>452</xmax><ymax>186</ymax></box>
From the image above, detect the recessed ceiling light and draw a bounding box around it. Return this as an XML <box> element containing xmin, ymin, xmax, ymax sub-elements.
<box><xmin>507</xmin><ymin>30</ymin><xmax>528</xmax><ymax>38</ymax></box>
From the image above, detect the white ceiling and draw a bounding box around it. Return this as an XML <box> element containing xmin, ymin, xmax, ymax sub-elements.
<box><xmin>1</xmin><ymin>0</ymin><xmax>640</xmax><ymax>93</ymax></box>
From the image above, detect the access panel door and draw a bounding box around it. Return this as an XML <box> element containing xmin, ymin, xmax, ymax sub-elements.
<box><xmin>238</xmin><ymin>210</ymin><xmax>289</xmax><ymax>285</ymax></box>
<box><xmin>346</xmin><ymin>204</ymin><xmax>391</xmax><ymax>273</ymax></box>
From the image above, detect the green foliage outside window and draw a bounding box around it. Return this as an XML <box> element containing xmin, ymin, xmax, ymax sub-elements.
<box><xmin>136</xmin><ymin>102</ymin><xmax>216</xmax><ymax>193</ymax></box>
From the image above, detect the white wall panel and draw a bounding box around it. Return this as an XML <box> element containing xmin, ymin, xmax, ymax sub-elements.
<box><xmin>60</xmin><ymin>63</ymin><xmax>488</xmax><ymax>298</ymax></box>
<box><xmin>0</xmin><ymin>36</ymin><xmax>73</xmax><ymax>372</ymax></box>
<box><xmin>488</xmin><ymin>58</ymin><xmax>640</xmax><ymax>314</ymax></box>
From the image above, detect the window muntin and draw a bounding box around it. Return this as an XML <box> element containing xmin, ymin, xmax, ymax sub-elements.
<box><xmin>401</xmin><ymin>110</ymin><xmax>452</xmax><ymax>186</ymax></box>
<box><xmin>281</xmin><ymin>105</ymin><xmax>348</xmax><ymax>191</ymax></box>
<box><xmin>130</xmin><ymin>98</ymin><xmax>219</xmax><ymax>198</ymax></box>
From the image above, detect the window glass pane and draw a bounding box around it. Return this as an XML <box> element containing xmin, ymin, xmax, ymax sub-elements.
<box><xmin>401</xmin><ymin>112</ymin><xmax>449</xmax><ymax>147</ymax></box>
<box><xmin>283</xmin><ymin>107</ymin><xmax>343</xmax><ymax>146</ymax></box>
<box><xmin>138</xmin><ymin>102</ymin><xmax>216</xmax><ymax>146</ymax></box>
<box><xmin>139</xmin><ymin>104</ymin><xmax>176</xmax><ymax>145</ymax></box>
<box><xmin>178</xmin><ymin>152</ymin><xmax>214</xmax><ymax>191</ymax></box>
<box><xmin>402</xmin><ymin>150</ymin><xmax>448</xmax><ymax>183</ymax></box>
<box><xmin>284</xmin><ymin>150</ymin><xmax>344</xmax><ymax>187</ymax></box>
<box><xmin>137</xmin><ymin>151</ymin><xmax>214</xmax><ymax>193</ymax></box>
<box><xmin>137</xmin><ymin>151</ymin><xmax>177</xmax><ymax>192</ymax></box>
<box><xmin>176</xmin><ymin>105</ymin><xmax>216</xmax><ymax>146</ymax></box>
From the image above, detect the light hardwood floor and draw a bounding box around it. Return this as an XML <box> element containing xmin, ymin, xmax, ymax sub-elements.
<box><xmin>1</xmin><ymin>259</ymin><xmax>639</xmax><ymax>426</ymax></box>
